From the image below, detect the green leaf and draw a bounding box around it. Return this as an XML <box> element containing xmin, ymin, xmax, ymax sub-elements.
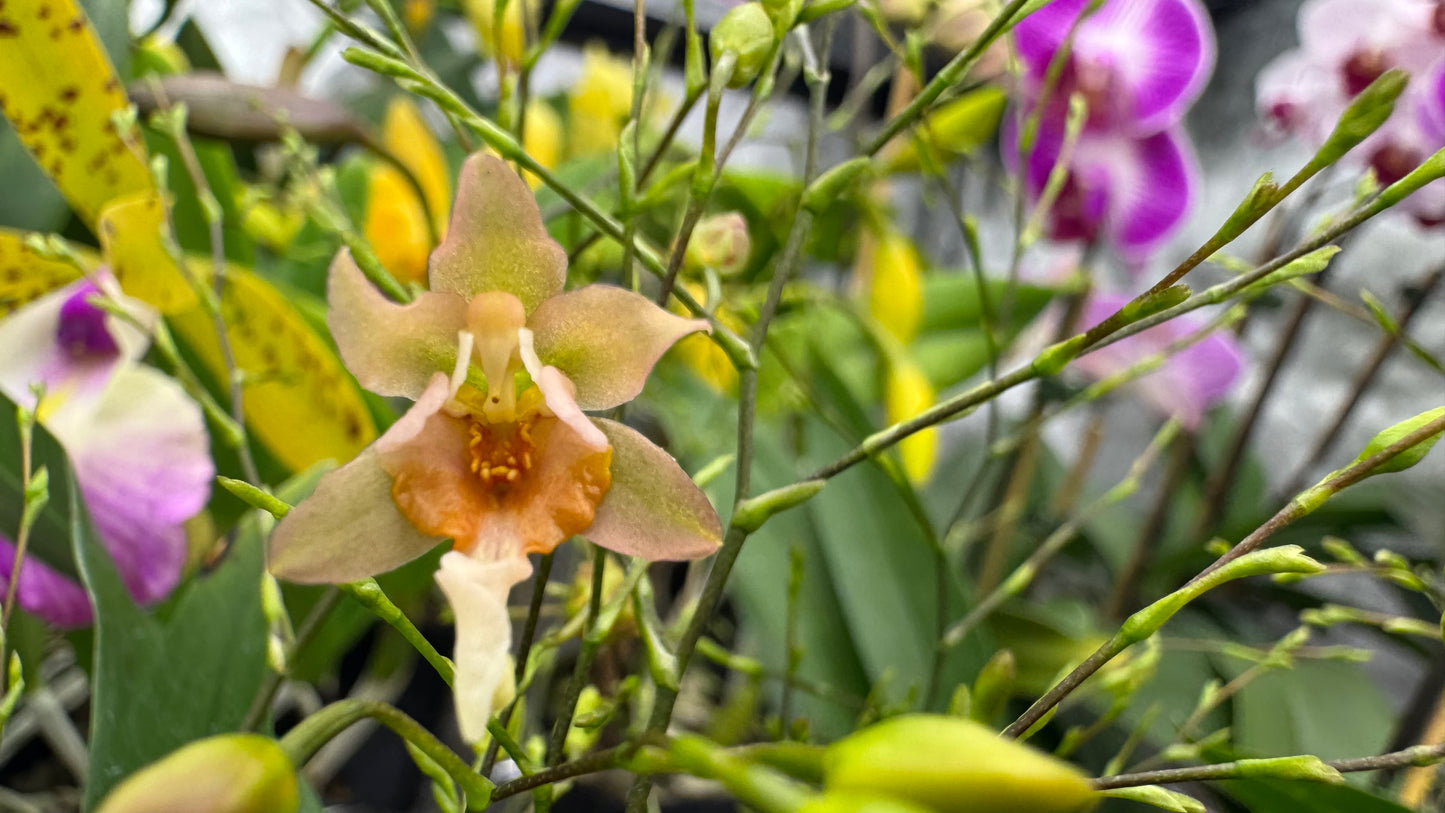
<box><xmin>1232</xmin><ymin>659</ymin><xmax>1391</xmax><ymax>762</ymax></box>
<box><xmin>918</xmin><ymin>275</ymin><xmax>1053</xmax><ymax>334</ymax></box>
<box><xmin>73</xmin><ymin>475</ymin><xmax>269</xmax><ymax>808</ymax></box>
<box><xmin>0</xmin><ymin>390</ymin><xmax>79</xmax><ymax>579</ymax></box>
<box><xmin>1224</xmin><ymin>779</ymin><xmax>1414</xmax><ymax>813</ymax></box>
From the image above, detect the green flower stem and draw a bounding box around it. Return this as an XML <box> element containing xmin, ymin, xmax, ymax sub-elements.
<box><xmin>544</xmin><ymin>546</ymin><xmax>608</xmax><ymax>767</ymax></box>
<box><xmin>1093</xmin><ymin>744</ymin><xmax>1445</xmax><ymax>791</ymax></box>
<box><xmin>666</xmin><ymin>736</ymin><xmax>815</xmax><ymax>813</ymax></box>
<box><xmin>3</xmin><ymin>405</ymin><xmax>42</xmax><ymax>639</ymax></box>
<box><xmin>487</xmin><ymin>717</ymin><xmax>538</xmax><ymax>774</ymax></box>
<box><xmin>491</xmin><ymin>745</ymin><xmax>631</xmax><ymax>801</ymax></box>
<box><xmin>941</xmin><ymin>419</ymin><xmax>1180</xmax><ymax>651</ymax></box>
<box><xmin>861</xmin><ymin>0</ymin><xmax>1031</xmax><ymax>156</ymax></box>
<box><xmin>1004</xmin><ymin>417</ymin><xmax>1443</xmax><ymax>741</ymax></box>
<box><xmin>242</xmin><ymin>586</ymin><xmax>342</xmax><ymax>731</ymax></box>
<box><xmin>340</xmin><ymin>579</ymin><xmax>455</xmax><ymax>686</ymax></box>
<box><xmin>695</xmin><ymin>637</ymin><xmax>865</xmax><ymax>710</ymax></box>
<box><xmin>279</xmin><ymin>699</ymin><xmax>492</xmax><ymax>808</ymax></box>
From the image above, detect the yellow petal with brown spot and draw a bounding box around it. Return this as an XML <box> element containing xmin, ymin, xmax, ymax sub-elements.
<box><xmin>168</xmin><ymin>268</ymin><xmax>377</xmax><ymax>472</ymax></box>
<box><xmin>97</xmin><ymin>191</ymin><xmax>198</xmax><ymax>313</ymax></box>
<box><xmin>0</xmin><ymin>0</ymin><xmax>153</xmax><ymax>227</ymax></box>
<box><xmin>0</xmin><ymin>231</ymin><xmax>82</xmax><ymax>317</ymax></box>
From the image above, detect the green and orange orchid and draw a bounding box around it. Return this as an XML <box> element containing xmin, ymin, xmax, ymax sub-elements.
<box><xmin>268</xmin><ymin>153</ymin><xmax>722</xmax><ymax>741</ymax></box>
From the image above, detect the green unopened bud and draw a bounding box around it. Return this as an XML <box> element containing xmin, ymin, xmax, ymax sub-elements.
<box><xmin>1241</xmin><ymin>246</ymin><xmax>1340</xmax><ymax>298</ymax></box>
<box><xmin>1100</xmin><ymin>786</ymin><xmax>1205</xmax><ymax>813</ymax></box>
<box><xmin>732</xmin><ymin>480</ymin><xmax>826</xmax><ymax>533</ymax></box>
<box><xmin>823</xmin><ymin>715</ymin><xmax>1099</xmax><ymax>813</ymax></box>
<box><xmin>687</xmin><ymin>212</ymin><xmax>751</xmax><ymax>275</ymax></box>
<box><xmin>1217</xmin><ymin>172</ymin><xmax>1281</xmax><ymax>241</ymax></box>
<box><xmin>1236</xmin><ymin>755</ymin><xmax>1344</xmax><ymax>784</ymax></box>
<box><xmin>1313</xmin><ymin>70</ymin><xmax>1408</xmax><ymax>168</ymax></box>
<box><xmin>1033</xmin><ymin>335</ymin><xmax>1089</xmax><ymax>377</ymax></box>
<box><xmin>798</xmin><ymin>793</ymin><xmax>935</xmax><ymax>813</ymax></box>
<box><xmin>711</xmin><ymin>4</ymin><xmax>775</xmax><ymax>88</ymax></box>
<box><xmin>1351</xmin><ymin>406</ymin><xmax>1445</xmax><ymax>476</ymax></box>
<box><xmin>96</xmin><ymin>734</ymin><xmax>300</xmax><ymax>813</ymax></box>
<box><xmin>1119</xmin><ymin>286</ymin><xmax>1191</xmax><ymax>324</ymax></box>
<box><xmin>969</xmin><ymin>651</ymin><xmax>1015</xmax><ymax>724</ymax></box>
<box><xmin>803</xmin><ymin>157</ymin><xmax>873</xmax><ymax>213</ymax></box>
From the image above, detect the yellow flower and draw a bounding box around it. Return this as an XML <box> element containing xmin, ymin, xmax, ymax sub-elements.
<box><xmin>363</xmin><ymin>98</ymin><xmax>452</xmax><ymax>285</ymax></box>
<box><xmin>884</xmin><ymin>358</ymin><xmax>938</xmax><ymax>483</ymax></box>
<box><xmin>464</xmin><ymin>0</ymin><xmax>535</xmax><ymax>67</ymax></box>
<box><xmin>522</xmin><ymin>100</ymin><xmax>563</xmax><ymax>187</ymax></box>
<box><xmin>567</xmin><ymin>44</ymin><xmax>635</xmax><ymax>158</ymax></box>
<box><xmin>862</xmin><ymin>227</ymin><xmax>924</xmax><ymax>345</ymax></box>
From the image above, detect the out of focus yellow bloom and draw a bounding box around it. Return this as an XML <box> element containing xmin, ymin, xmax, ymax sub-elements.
<box><xmin>884</xmin><ymin>358</ymin><xmax>938</xmax><ymax>483</ymax></box>
<box><xmin>464</xmin><ymin>0</ymin><xmax>536</xmax><ymax>67</ymax></box>
<box><xmin>403</xmin><ymin>0</ymin><xmax>436</xmax><ymax>34</ymax></box>
<box><xmin>568</xmin><ymin>44</ymin><xmax>635</xmax><ymax>158</ymax></box>
<box><xmin>363</xmin><ymin>98</ymin><xmax>451</xmax><ymax>286</ymax></box>
<box><xmin>861</xmin><ymin>227</ymin><xmax>924</xmax><ymax>344</ymax></box>
<box><xmin>522</xmin><ymin>100</ymin><xmax>563</xmax><ymax>187</ymax></box>
<box><xmin>677</xmin><ymin>283</ymin><xmax>740</xmax><ymax>393</ymax></box>
<box><xmin>239</xmin><ymin>189</ymin><xmax>305</xmax><ymax>253</ymax></box>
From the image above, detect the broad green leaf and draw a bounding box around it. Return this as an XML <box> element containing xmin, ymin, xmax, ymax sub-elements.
<box><xmin>1224</xmin><ymin>779</ymin><xmax>1414</xmax><ymax>813</ymax></box>
<box><xmin>0</xmin><ymin>389</ymin><xmax>79</xmax><ymax>578</ymax></box>
<box><xmin>0</xmin><ymin>230</ymin><xmax>82</xmax><ymax>316</ymax></box>
<box><xmin>918</xmin><ymin>275</ymin><xmax>1054</xmax><ymax>334</ymax></box>
<box><xmin>0</xmin><ymin>0</ymin><xmax>154</xmax><ymax>227</ymax></box>
<box><xmin>71</xmin><ymin>479</ymin><xmax>268</xmax><ymax>809</ymax></box>
<box><xmin>1232</xmin><ymin>659</ymin><xmax>1391</xmax><ymax>761</ymax></box>
<box><xmin>169</xmin><ymin>268</ymin><xmax>377</xmax><ymax>472</ymax></box>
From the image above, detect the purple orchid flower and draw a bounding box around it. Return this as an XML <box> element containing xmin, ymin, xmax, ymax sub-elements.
<box><xmin>1073</xmin><ymin>292</ymin><xmax>1244</xmax><ymax>429</ymax></box>
<box><xmin>1013</xmin><ymin>0</ymin><xmax>1216</xmax><ymax>134</ymax></box>
<box><xmin>1256</xmin><ymin>0</ymin><xmax>1445</xmax><ymax>226</ymax></box>
<box><xmin>0</xmin><ymin>277</ymin><xmax>213</xmax><ymax>627</ymax></box>
<box><xmin>1005</xmin><ymin>114</ymin><xmax>1201</xmax><ymax>256</ymax></box>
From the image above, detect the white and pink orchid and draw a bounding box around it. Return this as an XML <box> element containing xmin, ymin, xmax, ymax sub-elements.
<box><xmin>0</xmin><ymin>276</ymin><xmax>213</xmax><ymax>626</ymax></box>
<box><xmin>268</xmin><ymin>154</ymin><xmax>722</xmax><ymax>742</ymax></box>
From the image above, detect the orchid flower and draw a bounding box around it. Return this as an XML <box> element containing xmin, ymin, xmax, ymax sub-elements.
<box><xmin>1004</xmin><ymin>0</ymin><xmax>1213</xmax><ymax>255</ymax></box>
<box><xmin>1013</xmin><ymin>0</ymin><xmax>1215</xmax><ymax>135</ymax></box>
<box><xmin>0</xmin><ymin>277</ymin><xmax>213</xmax><ymax>627</ymax></box>
<box><xmin>1005</xmin><ymin>115</ymin><xmax>1201</xmax><ymax>256</ymax></box>
<box><xmin>268</xmin><ymin>153</ymin><xmax>723</xmax><ymax>742</ymax></box>
<box><xmin>1072</xmin><ymin>293</ymin><xmax>1243</xmax><ymax>429</ymax></box>
<box><xmin>1256</xmin><ymin>0</ymin><xmax>1445</xmax><ymax>225</ymax></box>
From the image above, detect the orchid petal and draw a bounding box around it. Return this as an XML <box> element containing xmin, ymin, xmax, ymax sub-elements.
<box><xmin>527</xmin><ymin>285</ymin><xmax>709</xmax><ymax>411</ymax></box>
<box><xmin>270</xmin><ymin>376</ymin><xmax>454</xmax><ymax>583</ymax></box>
<box><xmin>517</xmin><ymin>329</ymin><xmax>608</xmax><ymax>450</ymax></box>
<box><xmin>51</xmin><ymin>366</ymin><xmax>213</xmax><ymax>605</ymax></box>
<box><xmin>327</xmin><ymin>249</ymin><xmax>467</xmax><ymax>399</ymax></box>
<box><xmin>585</xmin><ymin>418</ymin><xmax>722</xmax><ymax>561</ymax></box>
<box><xmin>1076</xmin><ymin>294</ymin><xmax>1243</xmax><ymax>428</ymax></box>
<box><xmin>428</xmin><ymin>154</ymin><xmax>566</xmax><ymax>312</ymax></box>
<box><xmin>0</xmin><ymin>277</ymin><xmax>151</xmax><ymax>408</ymax></box>
<box><xmin>0</xmin><ymin>536</ymin><xmax>95</xmax><ymax>628</ymax></box>
<box><xmin>1015</xmin><ymin>0</ymin><xmax>1214</xmax><ymax>132</ymax></box>
<box><xmin>434</xmin><ymin>551</ymin><xmax>532</xmax><ymax>743</ymax></box>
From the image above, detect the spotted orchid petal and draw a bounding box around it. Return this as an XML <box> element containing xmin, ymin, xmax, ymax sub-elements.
<box><xmin>268</xmin><ymin>376</ymin><xmax>453</xmax><ymax>583</ymax></box>
<box><xmin>434</xmin><ymin>551</ymin><xmax>532</xmax><ymax>743</ymax></box>
<box><xmin>1075</xmin><ymin>294</ymin><xmax>1243</xmax><ymax>429</ymax></box>
<box><xmin>1014</xmin><ymin>0</ymin><xmax>1215</xmax><ymax>133</ymax></box>
<box><xmin>585</xmin><ymin>419</ymin><xmax>723</xmax><ymax>561</ymax></box>
<box><xmin>327</xmin><ymin>249</ymin><xmax>468</xmax><ymax>400</ymax></box>
<box><xmin>428</xmin><ymin>154</ymin><xmax>566</xmax><ymax>312</ymax></box>
<box><xmin>1011</xmin><ymin>113</ymin><xmax>1199</xmax><ymax>255</ymax></box>
<box><xmin>527</xmin><ymin>286</ymin><xmax>709</xmax><ymax>411</ymax></box>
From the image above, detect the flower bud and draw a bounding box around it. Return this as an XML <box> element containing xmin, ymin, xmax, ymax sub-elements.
<box><xmin>687</xmin><ymin>212</ymin><xmax>751</xmax><ymax>275</ymax></box>
<box><xmin>95</xmin><ymin>734</ymin><xmax>300</xmax><ymax>813</ymax></box>
<box><xmin>711</xmin><ymin>4</ymin><xmax>775</xmax><ymax>88</ymax></box>
<box><xmin>798</xmin><ymin>793</ymin><xmax>936</xmax><ymax>813</ymax></box>
<box><xmin>823</xmin><ymin>715</ymin><xmax>1099</xmax><ymax>813</ymax></box>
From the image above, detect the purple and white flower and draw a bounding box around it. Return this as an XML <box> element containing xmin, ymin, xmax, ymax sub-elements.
<box><xmin>1004</xmin><ymin>0</ymin><xmax>1215</xmax><ymax>256</ymax></box>
<box><xmin>0</xmin><ymin>276</ymin><xmax>213</xmax><ymax>627</ymax></box>
<box><xmin>1256</xmin><ymin>0</ymin><xmax>1445</xmax><ymax>226</ymax></box>
<box><xmin>1073</xmin><ymin>293</ymin><xmax>1243</xmax><ymax>429</ymax></box>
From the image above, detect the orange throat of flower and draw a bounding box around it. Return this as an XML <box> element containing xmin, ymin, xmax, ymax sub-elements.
<box><xmin>468</xmin><ymin>418</ymin><xmax>536</xmax><ymax>488</ymax></box>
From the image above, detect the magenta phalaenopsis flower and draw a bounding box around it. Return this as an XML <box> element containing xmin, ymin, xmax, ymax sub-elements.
<box><xmin>0</xmin><ymin>278</ymin><xmax>213</xmax><ymax>627</ymax></box>
<box><xmin>1014</xmin><ymin>0</ymin><xmax>1216</xmax><ymax>134</ymax></box>
<box><xmin>1256</xmin><ymin>0</ymin><xmax>1445</xmax><ymax>226</ymax></box>
<box><xmin>1004</xmin><ymin>0</ymin><xmax>1215</xmax><ymax>256</ymax></box>
<box><xmin>1073</xmin><ymin>293</ymin><xmax>1244</xmax><ymax>429</ymax></box>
